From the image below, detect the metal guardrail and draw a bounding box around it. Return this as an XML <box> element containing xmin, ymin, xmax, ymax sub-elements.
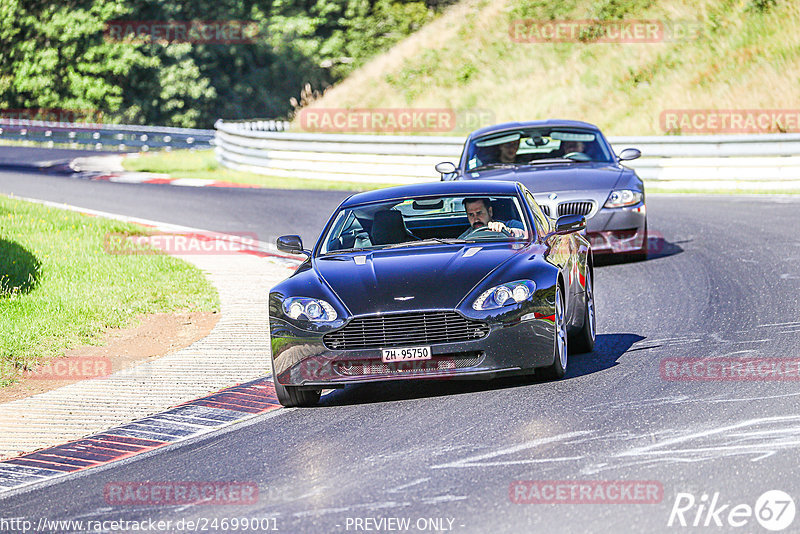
<box><xmin>0</xmin><ymin>119</ymin><xmax>216</xmax><ymax>151</ymax></box>
<box><xmin>215</xmin><ymin>119</ymin><xmax>800</xmax><ymax>186</ymax></box>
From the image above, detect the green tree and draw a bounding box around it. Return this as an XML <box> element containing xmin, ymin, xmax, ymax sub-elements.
<box><xmin>0</xmin><ymin>0</ymin><xmax>153</xmax><ymax>121</ymax></box>
<box><xmin>0</xmin><ymin>0</ymin><xmax>456</xmax><ymax>128</ymax></box>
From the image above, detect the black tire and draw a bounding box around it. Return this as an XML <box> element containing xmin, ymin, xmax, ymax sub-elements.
<box><xmin>539</xmin><ymin>283</ymin><xmax>568</xmax><ymax>380</ymax></box>
<box><xmin>569</xmin><ymin>265</ymin><xmax>595</xmax><ymax>354</ymax></box>
<box><xmin>274</xmin><ymin>379</ymin><xmax>321</xmax><ymax>407</ymax></box>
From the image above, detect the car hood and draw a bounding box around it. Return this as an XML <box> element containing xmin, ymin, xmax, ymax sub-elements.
<box><xmin>466</xmin><ymin>163</ymin><xmax>624</xmax><ymax>193</ymax></box>
<box><xmin>314</xmin><ymin>243</ymin><xmax>527</xmax><ymax>316</ymax></box>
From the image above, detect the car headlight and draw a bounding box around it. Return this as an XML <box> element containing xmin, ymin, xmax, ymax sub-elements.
<box><xmin>472</xmin><ymin>280</ymin><xmax>536</xmax><ymax>310</ymax></box>
<box><xmin>283</xmin><ymin>297</ymin><xmax>338</xmax><ymax>322</ymax></box>
<box><xmin>604</xmin><ymin>189</ymin><xmax>643</xmax><ymax>208</ymax></box>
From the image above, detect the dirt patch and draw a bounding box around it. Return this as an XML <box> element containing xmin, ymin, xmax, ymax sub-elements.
<box><xmin>0</xmin><ymin>311</ymin><xmax>219</xmax><ymax>404</ymax></box>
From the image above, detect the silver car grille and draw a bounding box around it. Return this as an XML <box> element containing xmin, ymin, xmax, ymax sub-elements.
<box><xmin>558</xmin><ymin>201</ymin><xmax>594</xmax><ymax>217</ymax></box>
<box><xmin>539</xmin><ymin>201</ymin><xmax>595</xmax><ymax>218</ymax></box>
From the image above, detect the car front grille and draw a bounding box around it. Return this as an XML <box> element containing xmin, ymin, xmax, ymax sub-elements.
<box><xmin>323</xmin><ymin>312</ymin><xmax>489</xmax><ymax>350</ymax></box>
<box><xmin>540</xmin><ymin>205</ymin><xmax>551</xmax><ymax>217</ymax></box>
<box><xmin>558</xmin><ymin>201</ymin><xmax>594</xmax><ymax>217</ymax></box>
<box><xmin>333</xmin><ymin>352</ymin><xmax>483</xmax><ymax>376</ymax></box>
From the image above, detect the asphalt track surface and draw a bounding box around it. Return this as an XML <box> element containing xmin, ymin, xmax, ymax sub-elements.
<box><xmin>0</xmin><ymin>146</ymin><xmax>132</xmax><ymax>169</ymax></box>
<box><xmin>2</xmin><ymin>154</ymin><xmax>800</xmax><ymax>533</ymax></box>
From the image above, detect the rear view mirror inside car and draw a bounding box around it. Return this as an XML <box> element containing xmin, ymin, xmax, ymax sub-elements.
<box><xmin>412</xmin><ymin>199</ymin><xmax>444</xmax><ymax>210</ymax></box>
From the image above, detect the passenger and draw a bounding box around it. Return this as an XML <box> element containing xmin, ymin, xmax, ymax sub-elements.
<box><xmin>459</xmin><ymin>198</ymin><xmax>525</xmax><ymax>239</ymax></box>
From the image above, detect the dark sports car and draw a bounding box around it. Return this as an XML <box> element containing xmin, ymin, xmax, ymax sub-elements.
<box><xmin>269</xmin><ymin>180</ymin><xmax>595</xmax><ymax>407</ymax></box>
<box><xmin>436</xmin><ymin>120</ymin><xmax>647</xmax><ymax>259</ymax></box>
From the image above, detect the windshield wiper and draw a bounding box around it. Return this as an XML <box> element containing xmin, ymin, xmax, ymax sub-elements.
<box><xmin>470</xmin><ymin>163</ymin><xmax>518</xmax><ymax>172</ymax></box>
<box><xmin>322</xmin><ymin>247</ymin><xmax>372</xmax><ymax>255</ymax></box>
<box><xmin>521</xmin><ymin>158</ymin><xmax>575</xmax><ymax>165</ymax></box>
<box><xmin>383</xmin><ymin>238</ymin><xmax>469</xmax><ymax>249</ymax></box>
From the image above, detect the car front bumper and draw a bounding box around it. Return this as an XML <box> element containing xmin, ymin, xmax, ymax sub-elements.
<box><xmin>586</xmin><ymin>203</ymin><xmax>647</xmax><ymax>254</ymax></box>
<box><xmin>270</xmin><ymin>311</ymin><xmax>557</xmax><ymax>388</ymax></box>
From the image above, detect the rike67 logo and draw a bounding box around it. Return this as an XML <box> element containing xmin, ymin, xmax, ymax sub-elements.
<box><xmin>668</xmin><ymin>490</ymin><xmax>796</xmax><ymax>531</ymax></box>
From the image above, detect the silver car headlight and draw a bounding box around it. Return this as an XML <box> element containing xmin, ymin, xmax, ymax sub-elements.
<box><xmin>283</xmin><ymin>297</ymin><xmax>338</xmax><ymax>322</ymax></box>
<box><xmin>472</xmin><ymin>280</ymin><xmax>536</xmax><ymax>311</ymax></box>
<box><xmin>604</xmin><ymin>189</ymin><xmax>643</xmax><ymax>208</ymax></box>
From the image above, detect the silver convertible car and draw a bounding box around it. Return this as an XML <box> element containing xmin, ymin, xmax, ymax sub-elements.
<box><xmin>436</xmin><ymin>120</ymin><xmax>647</xmax><ymax>260</ymax></box>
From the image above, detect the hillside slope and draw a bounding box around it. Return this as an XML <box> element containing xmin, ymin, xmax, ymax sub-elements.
<box><xmin>300</xmin><ymin>0</ymin><xmax>800</xmax><ymax>135</ymax></box>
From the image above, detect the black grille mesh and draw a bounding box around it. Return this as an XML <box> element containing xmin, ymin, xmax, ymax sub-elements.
<box><xmin>333</xmin><ymin>352</ymin><xmax>483</xmax><ymax>376</ymax></box>
<box><xmin>323</xmin><ymin>312</ymin><xmax>489</xmax><ymax>350</ymax></box>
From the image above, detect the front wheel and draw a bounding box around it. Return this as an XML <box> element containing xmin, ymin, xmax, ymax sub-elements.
<box><xmin>569</xmin><ymin>266</ymin><xmax>595</xmax><ymax>354</ymax></box>
<box><xmin>539</xmin><ymin>283</ymin><xmax>568</xmax><ymax>380</ymax></box>
<box><xmin>274</xmin><ymin>379</ymin><xmax>321</xmax><ymax>407</ymax></box>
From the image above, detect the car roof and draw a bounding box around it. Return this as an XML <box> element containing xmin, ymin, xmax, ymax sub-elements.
<box><xmin>341</xmin><ymin>180</ymin><xmax>522</xmax><ymax>207</ymax></box>
<box><xmin>467</xmin><ymin>119</ymin><xmax>602</xmax><ymax>140</ymax></box>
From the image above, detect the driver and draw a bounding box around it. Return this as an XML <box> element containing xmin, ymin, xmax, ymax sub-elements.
<box><xmin>561</xmin><ymin>140</ymin><xmax>585</xmax><ymax>155</ymax></box>
<box><xmin>459</xmin><ymin>198</ymin><xmax>525</xmax><ymax>239</ymax></box>
<box><xmin>498</xmin><ymin>138</ymin><xmax>520</xmax><ymax>163</ymax></box>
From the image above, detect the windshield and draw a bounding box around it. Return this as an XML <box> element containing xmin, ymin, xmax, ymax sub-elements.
<box><xmin>319</xmin><ymin>194</ymin><xmax>530</xmax><ymax>254</ymax></box>
<box><xmin>464</xmin><ymin>128</ymin><xmax>614</xmax><ymax>170</ymax></box>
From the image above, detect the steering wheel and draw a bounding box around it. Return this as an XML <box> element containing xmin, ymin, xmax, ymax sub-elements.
<box><xmin>462</xmin><ymin>225</ymin><xmax>511</xmax><ymax>239</ymax></box>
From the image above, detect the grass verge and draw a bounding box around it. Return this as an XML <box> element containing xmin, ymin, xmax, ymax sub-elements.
<box><xmin>304</xmin><ymin>0</ymin><xmax>800</xmax><ymax>137</ymax></box>
<box><xmin>122</xmin><ymin>149</ymin><xmax>396</xmax><ymax>191</ymax></box>
<box><xmin>0</xmin><ymin>195</ymin><xmax>219</xmax><ymax>386</ymax></box>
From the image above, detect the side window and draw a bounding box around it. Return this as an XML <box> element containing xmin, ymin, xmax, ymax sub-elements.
<box><xmin>525</xmin><ymin>191</ymin><xmax>550</xmax><ymax>238</ymax></box>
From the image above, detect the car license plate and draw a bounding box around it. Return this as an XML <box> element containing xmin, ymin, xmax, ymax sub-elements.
<box><xmin>381</xmin><ymin>346</ymin><xmax>431</xmax><ymax>363</ymax></box>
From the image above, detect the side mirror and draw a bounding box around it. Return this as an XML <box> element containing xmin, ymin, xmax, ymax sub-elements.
<box><xmin>277</xmin><ymin>235</ymin><xmax>306</xmax><ymax>255</ymax></box>
<box><xmin>435</xmin><ymin>161</ymin><xmax>457</xmax><ymax>181</ymax></box>
<box><xmin>554</xmin><ymin>214</ymin><xmax>586</xmax><ymax>235</ymax></box>
<box><xmin>618</xmin><ymin>148</ymin><xmax>641</xmax><ymax>161</ymax></box>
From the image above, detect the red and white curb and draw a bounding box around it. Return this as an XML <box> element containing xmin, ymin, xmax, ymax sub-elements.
<box><xmin>0</xmin><ymin>378</ymin><xmax>281</xmax><ymax>494</ymax></box>
<box><xmin>89</xmin><ymin>172</ymin><xmax>265</xmax><ymax>189</ymax></box>
<box><xmin>69</xmin><ymin>154</ymin><xmax>268</xmax><ymax>189</ymax></box>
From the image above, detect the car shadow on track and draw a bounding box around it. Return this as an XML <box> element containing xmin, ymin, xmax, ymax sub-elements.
<box><xmin>565</xmin><ymin>332</ymin><xmax>645</xmax><ymax>378</ymax></box>
<box><xmin>315</xmin><ymin>333</ymin><xmax>645</xmax><ymax>407</ymax></box>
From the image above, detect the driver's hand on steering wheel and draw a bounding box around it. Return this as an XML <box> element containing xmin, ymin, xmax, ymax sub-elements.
<box><xmin>487</xmin><ymin>221</ymin><xmax>524</xmax><ymax>237</ymax></box>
